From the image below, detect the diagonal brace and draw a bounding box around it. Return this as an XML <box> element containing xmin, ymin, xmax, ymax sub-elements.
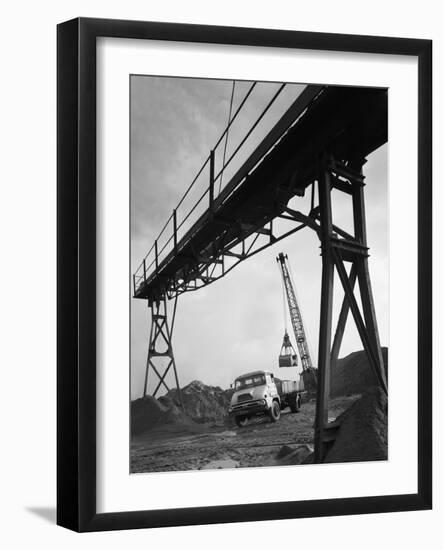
<box><xmin>332</xmin><ymin>250</ymin><xmax>387</xmax><ymax>394</ymax></box>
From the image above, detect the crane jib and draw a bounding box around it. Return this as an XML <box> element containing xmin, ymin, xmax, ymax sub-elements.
<box><xmin>277</xmin><ymin>252</ymin><xmax>314</xmax><ymax>373</ymax></box>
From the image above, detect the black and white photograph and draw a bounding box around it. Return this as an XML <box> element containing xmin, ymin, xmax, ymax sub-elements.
<box><xmin>130</xmin><ymin>76</ymin><xmax>389</xmax><ymax>474</ymax></box>
<box><xmin>0</xmin><ymin>0</ymin><xmax>436</xmax><ymax>543</ymax></box>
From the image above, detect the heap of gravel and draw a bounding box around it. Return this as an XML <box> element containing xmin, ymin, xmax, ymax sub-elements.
<box><xmin>324</xmin><ymin>386</ymin><xmax>388</xmax><ymax>463</ymax></box>
<box><xmin>161</xmin><ymin>380</ymin><xmax>233</xmax><ymax>424</ymax></box>
<box><xmin>131</xmin><ymin>395</ymin><xmax>193</xmax><ymax>436</ymax></box>
<box><xmin>331</xmin><ymin>348</ymin><xmax>388</xmax><ymax>398</ymax></box>
<box><xmin>131</xmin><ymin>380</ymin><xmax>233</xmax><ymax>435</ymax></box>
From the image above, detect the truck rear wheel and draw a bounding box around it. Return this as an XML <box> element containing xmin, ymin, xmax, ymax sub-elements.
<box><xmin>290</xmin><ymin>394</ymin><xmax>301</xmax><ymax>413</ymax></box>
<box><xmin>269</xmin><ymin>401</ymin><xmax>281</xmax><ymax>422</ymax></box>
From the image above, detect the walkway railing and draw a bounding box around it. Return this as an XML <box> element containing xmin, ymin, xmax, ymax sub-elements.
<box><xmin>133</xmin><ymin>81</ymin><xmax>307</xmax><ymax>296</ymax></box>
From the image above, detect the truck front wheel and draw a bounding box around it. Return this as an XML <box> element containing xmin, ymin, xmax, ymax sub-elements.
<box><xmin>235</xmin><ymin>416</ymin><xmax>248</xmax><ymax>428</ymax></box>
<box><xmin>269</xmin><ymin>401</ymin><xmax>281</xmax><ymax>423</ymax></box>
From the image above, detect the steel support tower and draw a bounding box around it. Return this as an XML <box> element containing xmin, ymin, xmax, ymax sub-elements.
<box><xmin>313</xmin><ymin>153</ymin><xmax>387</xmax><ymax>461</ymax></box>
<box><xmin>143</xmin><ymin>296</ymin><xmax>183</xmax><ymax>408</ymax></box>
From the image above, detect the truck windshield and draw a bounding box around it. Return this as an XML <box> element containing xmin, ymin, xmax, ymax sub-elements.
<box><xmin>235</xmin><ymin>374</ymin><xmax>266</xmax><ymax>390</ymax></box>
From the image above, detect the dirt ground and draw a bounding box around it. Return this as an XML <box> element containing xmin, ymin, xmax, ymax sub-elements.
<box><xmin>130</xmin><ymin>395</ymin><xmax>359</xmax><ymax>473</ymax></box>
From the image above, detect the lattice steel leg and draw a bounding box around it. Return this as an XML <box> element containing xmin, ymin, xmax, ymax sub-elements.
<box><xmin>143</xmin><ymin>296</ymin><xmax>183</xmax><ymax>408</ymax></box>
<box><xmin>314</xmin><ymin>154</ymin><xmax>387</xmax><ymax>463</ymax></box>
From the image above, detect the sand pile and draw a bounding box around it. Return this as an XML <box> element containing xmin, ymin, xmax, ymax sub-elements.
<box><xmin>331</xmin><ymin>348</ymin><xmax>388</xmax><ymax>397</ymax></box>
<box><xmin>161</xmin><ymin>380</ymin><xmax>233</xmax><ymax>424</ymax></box>
<box><xmin>131</xmin><ymin>380</ymin><xmax>233</xmax><ymax>435</ymax></box>
<box><xmin>131</xmin><ymin>395</ymin><xmax>193</xmax><ymax>436</ymax></box>
<box><xmin>325</xmin><ymin>386</ymin><xmax>387</xmax><ymax>463</ymax></box>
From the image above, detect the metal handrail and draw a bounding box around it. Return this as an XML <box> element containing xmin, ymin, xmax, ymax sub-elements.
<box><xmin>134</xmin><ymin>82</ymin><xmax>294</xmax><ymax>291</ymax></box>
<box><xmin>213</xmin><ymin>83</ymin><xmax>286</xmax><ymax>186</ymax></box>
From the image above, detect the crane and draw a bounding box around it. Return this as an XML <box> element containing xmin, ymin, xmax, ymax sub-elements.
<box><xmin>277</xmin><ymin>252</ymin><xmax>317</xmax><ymax>391</ymax></box>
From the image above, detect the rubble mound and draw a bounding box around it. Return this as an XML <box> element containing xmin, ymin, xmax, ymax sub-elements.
<box><xmin>161</xmin><ymin>380</ymin><xmax>233</xmax><ymax>424</ymax></box>
<box><xmin>325</xmin><ymin>386</ymin><xmax>387</xmax><ymax>463</ymax></box>
<box><xmin>273</xmin><ymin>444</ymin><xmax>314</xmax><ymax>466</ymax></box>
<box><xmin>131</xmin><ymin>395</ymin><xmax>193</xmax><ymax>436</ymax></box>
<box><xmin>331</xmin><ymin>348</ymin><xmax>388</xmax><ymax>397</ymax></box>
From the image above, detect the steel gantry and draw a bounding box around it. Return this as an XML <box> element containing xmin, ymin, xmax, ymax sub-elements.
<box><xmin>134</xmin><ymin>83</ymin><xmax>388</xmax><ymax>460</ymax></box>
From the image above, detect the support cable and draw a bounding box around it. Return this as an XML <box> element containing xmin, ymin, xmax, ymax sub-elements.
<box><xmin>219</xmin><ymin>80</ymin><xmax>236</xmax><ymax>194</ymax></box>
<box><xmin>278</xmin><ymin>261</ymin><xmax>288</xmax><ymax>333</ymax></box>
<box><xmin>214</xmin><ymin>83</ymin><xmax>286</xmax><ymax>186</ymax></box>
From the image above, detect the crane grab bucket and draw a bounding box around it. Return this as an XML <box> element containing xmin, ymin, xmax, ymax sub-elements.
<box><xmin>279</xmin><ymin>331</ymin><xmax>298</xmax><ymax>368</ymax></box>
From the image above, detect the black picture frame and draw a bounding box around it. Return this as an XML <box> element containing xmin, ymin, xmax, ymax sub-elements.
<box><xmin>57</xmin><ymin>17</ymin><xmax>432</xmax><ymax>532</ymax></box>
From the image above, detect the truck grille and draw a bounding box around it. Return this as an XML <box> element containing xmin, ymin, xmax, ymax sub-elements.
<box><xmin>230</xmin><ymin>399</ymin><xmax>264</xmax><ymax>414</ymax></box>
<box><xmin>237</xmin><ymin>393</ymin><xmax>253</xmax><ymax>403</ymax></box>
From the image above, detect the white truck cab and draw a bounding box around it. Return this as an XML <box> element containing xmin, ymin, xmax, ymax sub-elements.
<box><xmin>228</xmin><ymin>369</ymin><xmax>303</xmax><ymax>427</ymax></box>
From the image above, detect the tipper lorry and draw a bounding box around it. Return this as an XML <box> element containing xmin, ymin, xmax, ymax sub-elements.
<box><xmin>228</xmin><ymin>369</ymin><xmax>304</xmax><ymax>427</ymax></box>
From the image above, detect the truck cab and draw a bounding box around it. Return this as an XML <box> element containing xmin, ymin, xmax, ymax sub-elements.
<box><xmin>228</xmin><ymin>369</ymin><xmax>303</xmax><ymax>427</ymax></box>
<box><xmin>228</xmin><ymin>370</ymin><xmax>281</xmax><ymax>427</ymax></box>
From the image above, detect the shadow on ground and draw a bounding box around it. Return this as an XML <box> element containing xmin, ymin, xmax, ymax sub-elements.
<box><xmin>26</xmin><ymin>507</ymin><xmax>56</xmax><ymax>524</ymax></box>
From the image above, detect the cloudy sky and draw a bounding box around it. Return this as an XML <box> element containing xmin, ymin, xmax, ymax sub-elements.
<box><xmin>130</xmin><ymin>76</ymin><xmax>388</xmax><ymax>400</ymax></box>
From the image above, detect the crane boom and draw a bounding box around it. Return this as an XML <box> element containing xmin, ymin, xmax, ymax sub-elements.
<box><xmin>277</xmin><ymin>252</ymin><xmax>314</xmax><ymax>373</ymax></box>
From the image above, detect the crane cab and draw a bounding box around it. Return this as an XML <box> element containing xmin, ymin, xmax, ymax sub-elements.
<box><xmin>279</xmin><ymin>331</ymin><xmax>298</xmax><ymax>368</ymax></box>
